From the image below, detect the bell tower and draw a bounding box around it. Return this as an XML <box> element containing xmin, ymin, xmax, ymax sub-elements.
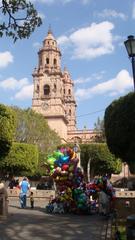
<box><xmin>63</xmin><ymin>67</ymin><xmax>77</xmax><ymax>131</ymax></box>
<box><xmin>32</xmin><ymin>29</ymin><xmax>77</xmax><ymax>142</ymax></box>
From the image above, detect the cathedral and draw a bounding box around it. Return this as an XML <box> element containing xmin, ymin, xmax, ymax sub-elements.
<box><xmin>32</xmin><ymin>29</ymin><xmax>98</xmax><ymax>143</ymax></box>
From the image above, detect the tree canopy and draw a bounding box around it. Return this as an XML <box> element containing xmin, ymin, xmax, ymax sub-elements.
<box><xmin>80</xmin><ymin>143</ymin><xmax>121</xmax><ymax>179</ymax></box>
<box><xmin>0</xmin><ymin>104</ymin><xmax>16</xmax><ymax>158</ymax></box>
<box><xmin>0</xmin><ymin>105</ymin><xmax>61</xmax><ymax>176</ymax></box>
<box><xmin>104</xmin><ymin>92</ymin><xmax>135</xmax><ymax>173</ymax></box>
<box><xmin>13</xmin><ymin>107</ymin><xmax>61</xmax><ymax>155</ymax></box>
<box><xmin>0</xmin><ymin>142</ymin><xmax>39</xmax><ymax>176</ymax></box>
<box><xmin>0</xmin><ymin>0</ymin><xmax>42</xmax><ymax>41</ymax></box>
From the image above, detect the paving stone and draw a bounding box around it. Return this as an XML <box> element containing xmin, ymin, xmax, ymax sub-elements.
<box><xmin>0</xmin><ymin>204</ymin><xmax>109</xmax><ymax>240</ymax></box>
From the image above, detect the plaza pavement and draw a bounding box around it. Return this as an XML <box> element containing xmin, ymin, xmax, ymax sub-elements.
<box><xmin>0</xmin><ymin>200</ymin><xmax>109</xmax><ymax>240</ymax></box>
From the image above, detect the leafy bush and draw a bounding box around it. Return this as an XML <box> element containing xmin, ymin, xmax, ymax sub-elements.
<box><xmin>0</xmin><ymin>142</ymin><xmax>39</xmax><ymax>176</ymax></box>
<box><xmin>0</xmin><ymin>104</ymin><xmax>16</xmax><ymax>158</ymax></box>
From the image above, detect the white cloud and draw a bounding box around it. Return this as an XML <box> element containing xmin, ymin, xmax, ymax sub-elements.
<box><xmin>0</xmin><ymin>76</ymin><xmax>33</xmax><ymax>100</ymax></box>
<box><xmin>0</xmin><ymin>51</ymin><xmax>13</xmax><ymax>68</ymax></box>
<box><xmin>74</xmin><ymin>77</ymin><xmax>92</xmax><ymax>84</ymax></box>
<box><xmin>132</xmin><ymin>2</ymin><xmax>135</xmax><ymax>19</ymax></box>
<box><xmin>14</xmin><ymin>84</ymin><xmax>33</xmax><ymax>100</ymax></box>
<box><xmin>33</xmin><ymin>42</ymin><xmax>42</xmax><ymax>49</ymax></box>
<box><xmin>58</xmin><ymin>21</ymin><xmax>114</xmax><ymax>59</ymax></box>
<box><xmin>96</xmin><ymin>9</ymin><xmax>127</xmax><ymax>20</ymax></box>
<box><xmin>75</xmin><ymin>70</ymin><xmax>133</xmax><ymax>101</ymax></box>
<box><xmin>0</xmin><ymin>77</ymin><xmax>29</xmax><ymax>90</ymax></box>
<box><xmin>57</xmin><ymin>36</ymin><xmax>69</xmax><ymax>45</ymax></box>
<box><xmin>74</xmin><ymin>71</ymin><xmax>105</xmax><ymax>84</ymax></box>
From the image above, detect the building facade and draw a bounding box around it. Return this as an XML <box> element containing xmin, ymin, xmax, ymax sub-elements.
<box><xmin>32</xmin><ymin>29</ymin><xmax>99</xmax><ymax>143</ymax></box>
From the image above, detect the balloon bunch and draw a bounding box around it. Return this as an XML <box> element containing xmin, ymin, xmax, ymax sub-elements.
<box><xmin>86</xmin><ymin>176</ymin><xmax>116</xmax><ymax>201</ymax></box>
<box><xmin>46</xmin><ymin>148</ymin><xmax>115</xmax><ymax>214</ymax></box>
<box><xmin>46</xmin><ymin>147</ymin><xmax>90</xmax><ymax>214</ymax></box>
<box><xmin>46</xmin><ymin>147</ymin><xmax>83</xmax><ymax>189</ymax></box>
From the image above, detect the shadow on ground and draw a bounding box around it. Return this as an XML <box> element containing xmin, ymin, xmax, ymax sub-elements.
<box><xmin>0</xmin><ymin>206</ymin><xmax>107</xmax><ymax>240</ymax></box>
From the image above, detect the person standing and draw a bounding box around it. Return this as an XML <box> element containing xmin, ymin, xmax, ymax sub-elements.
<box><xmin>0</xmin><ymin>179</ymin><xmax>8</xmax><ymax>215</ymax></box>
<box><xmin>19</xmin><ymin>177</ymin><xmax>30</xmax><ymax>208</ymax></box>
<box><xmin>98</xmin><ymin>190</ymin><xmax>110</xmax><ymax>216</ymax></box>
<box><xmin>30</xmin><ymin>192</ymin><xmax>34</xmax><ymax>209</ymax></box>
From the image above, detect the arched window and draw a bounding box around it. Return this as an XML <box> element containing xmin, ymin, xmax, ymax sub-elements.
<box><xmin>63</xmin><ymin>89</ymin><xmax>65</xmax><ymax>94</ymax></box>
<box><xmin>69</xmin><ymin>109</ymin><xmax>71</xmax><ymax>116</ymax></box>
<box><xmin>44</xmin><ymin>84</ymin><xmax>50</xmax><ymax>95</ymax></box>
<box><xmin>54</xmin><ymin>58</ymin><xmax>57</xmax><ymax>65</ymax></box>
<box><xmin>68</xmin><ymin>89</ymin><xmax>71</xmax><ymax>95</ymax></box>
<box><xmin>54</xmin><ymin>84</ymin><xmax>56</xmax><ymax>92</ymax></box>
<box><xmin>46</xmin><ymin>58</ymin><xmax>49</xmax><ymax>64</ymax></box>
<box><xmin>36</xmin><ymin>85</ymin><xmax>39</xmax><ymax>93</ymax></box>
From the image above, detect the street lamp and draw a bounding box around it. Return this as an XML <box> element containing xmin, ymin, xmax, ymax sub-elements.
<box><xmin>124</xmin><ymin>35</ymin><xmax>135</xmax><ymax>91</ymax></box>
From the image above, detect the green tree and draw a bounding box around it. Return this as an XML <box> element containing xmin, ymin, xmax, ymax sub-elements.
<box><xmin>0</xmin><ymin>0</ymin><xmax>42</xmax><ymax>41</ymax></box>
<box><xmin>13</xmin><ymin>107</ymin><xmax>61</xmax><ymax>154</ymax></box>
<box><xmin>0</xmin><ymin>104</ymin><xmax>16</xmax><ymax>158</ymax></box>
<box><xmin>0</xmin><ymin>142</ymin><xmax>39</xmax><ymax>176</ymax></box>
<box><xmin>104</xmin><ymin>92</ymin><xmax>135</xmax><ymax>173</ymax></box>
<box><xmin>12</xmin><ymin>107</ymin><xmax>61</xmax><ymax>176</ymax></box>
<box><xmin>80</xmin><ymin>143</ymin><xmax>121</xmax><ymax>180</ymax></box>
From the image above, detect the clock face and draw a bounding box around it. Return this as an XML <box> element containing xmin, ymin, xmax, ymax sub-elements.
<box><xmin>42</xmin><ymin>102</ymin><xmax>49</xmax><ymax>110</ymax></box>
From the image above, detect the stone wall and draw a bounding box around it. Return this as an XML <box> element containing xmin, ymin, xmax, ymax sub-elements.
<box><xmin>7</xmin><ymin>189</ymin><xmax>56</xmax><ymax>208</ymax></box>
<box><xmin>115</xmin><ymin>191</ymin><xmax>135</xmax><ymax>218</ymax></box>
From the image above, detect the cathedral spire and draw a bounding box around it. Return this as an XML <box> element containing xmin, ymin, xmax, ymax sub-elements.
<box><xmin>44</xmin><ymin>26</ymin><xmax>55</xmax><ymax>41</ymax></box>
<box><xmin>48</xmin><ymin>24</ymin><xmax>52</xmax><ymax>34</ymax></box>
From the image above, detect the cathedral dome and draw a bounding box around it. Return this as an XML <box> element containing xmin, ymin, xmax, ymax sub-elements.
<box><xmin>45</xmin><ymin>29</ymin><xmax>55</xmax><ymax>41</ymax></box>
<box><xmin>43</xmin><ymin>28</ymin><xmax>57</xmax><ymax>48</ymax></box>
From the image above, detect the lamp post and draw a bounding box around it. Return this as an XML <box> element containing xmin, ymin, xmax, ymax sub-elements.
<box><xmin>124</xmin><ymin>35</ymin><xmax>135</xmax><ymax>91</ymax></box>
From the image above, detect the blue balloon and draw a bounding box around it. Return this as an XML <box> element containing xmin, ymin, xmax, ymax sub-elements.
<box><xmin>54</xmin><ymin>160</ymin><xmax>59</xmax><ymax>166</ymax></box>
<box><xmin>60</xmin><ymin>155</ymin><xmax>70</xmax><ymax>163</ymax></box>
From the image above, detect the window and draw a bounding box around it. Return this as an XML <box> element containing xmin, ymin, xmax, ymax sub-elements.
<box><xmin>54</xmin><ymin>58</ymin><xmax>57</xmax><ymax>65</ymax></box>
<box><xmin>54</xmin><ymin>84</ymin><xmax>56</xmax><ymax>92</ymax></box>
<box><xmin>46</xmin><ymin>58</ymin><xmax>49</xmax><ymax>64</ymax></box>
<box><xmin>36</xmin><ymin>85</ymin><xmax>39</xmax><ymax>93</ymax></box>
<box><xmin>63</xmin><ymin>89</ymin><xmax>65</xmax><ymax>94</ymax></box>
<box><xmin>69</xmin><ymin>109</ymin><xmax>71</xmax><ymax>116</ymax></box>
<box><xmin>68</xmin><ymin>89</ymin><xmax>71</xmax><ymax>95</ymax></box>
<box><xmin>44</xmin><ymin>84</ymin><xmax>50</xmax><ymax>95</ymax></box>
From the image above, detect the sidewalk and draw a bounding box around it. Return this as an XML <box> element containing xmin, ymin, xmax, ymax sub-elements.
<box><xmin>0</xmin><ymin>205</ymin><xmax>109</xmax><ymax>240</ymax></box>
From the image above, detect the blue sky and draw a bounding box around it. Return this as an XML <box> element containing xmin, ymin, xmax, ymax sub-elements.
<box><xmin>0</xmin><ymin>0</ymin><xmax>135</xmax><ymax>129</ymax></box>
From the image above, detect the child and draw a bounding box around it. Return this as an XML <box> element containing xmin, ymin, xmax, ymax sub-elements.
<box><xmin>30</xmin><ymin>192</ymin><xmax>34</xmax><ymax>209</ymax></box>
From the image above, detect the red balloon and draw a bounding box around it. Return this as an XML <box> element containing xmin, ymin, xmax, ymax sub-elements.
<box><xmin>62</xmin><ymin>164</ymin><xmax>69</xmax><ymax>171</ymax></box>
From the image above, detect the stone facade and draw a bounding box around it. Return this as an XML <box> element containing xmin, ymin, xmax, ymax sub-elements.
<box><xmin>32</xmin><ymin>29</ymin><xmax>98</xmax><ymax>143</ymax></box>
